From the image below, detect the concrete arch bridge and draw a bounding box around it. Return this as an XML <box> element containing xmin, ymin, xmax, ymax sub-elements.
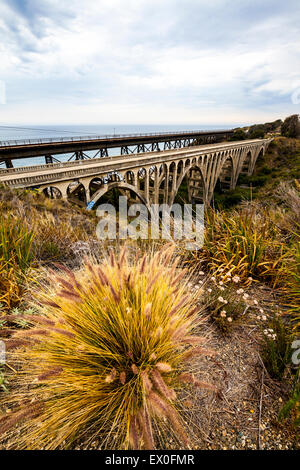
<box><xmin>0</xmin><ymin>138</ymin><xmax>272</xmax><ymax>209</ymax></box>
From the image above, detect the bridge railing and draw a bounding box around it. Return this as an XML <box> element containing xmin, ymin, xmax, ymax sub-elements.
<box><xmin>0</xmin><ymin>129</ymin><xmax>232</xmax><ymax>148</ymax></box>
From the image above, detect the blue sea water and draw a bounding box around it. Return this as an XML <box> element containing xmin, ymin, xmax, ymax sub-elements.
<box><xmin>0</xmin><ymin>124</ymin><xmax>232</xmax><ymax>167</ymax></box>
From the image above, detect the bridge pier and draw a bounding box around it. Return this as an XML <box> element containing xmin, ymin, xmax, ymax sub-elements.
<box><xmin>4</xmin><ymin>159</ymin><xmax>13</xmax><ymax>168</ymax></box>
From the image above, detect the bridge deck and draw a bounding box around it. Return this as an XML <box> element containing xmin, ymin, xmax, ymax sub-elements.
<box><xmin>0</xmin><ymin>139</ymin><xmax>263</xmax><ymax>188</ymax></box>
<box><xmin>0</xmin><ymin>129</ymin><xmax>233</xmax><ymax>161</ymax></box>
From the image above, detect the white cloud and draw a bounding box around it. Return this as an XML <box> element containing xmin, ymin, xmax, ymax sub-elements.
<box><xmin>0</xmin><ymin>0</ymin><xmax>299</xmax><ymax>124</ymax></box>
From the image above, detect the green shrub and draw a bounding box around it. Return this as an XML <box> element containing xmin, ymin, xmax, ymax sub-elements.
<box><xmin>279</xmin><ymin>368</ymin><xmax>300</xmax><ymax>428</ymax></box>
<box><xmin>203</xmin><ymin>272</ymin><xmax>249</xmax><ymax>332</ymax></box>
<box><xmin>261</xmin><ymin>314</ymin><xmax>293</xmax><ymax>380</ymax></box>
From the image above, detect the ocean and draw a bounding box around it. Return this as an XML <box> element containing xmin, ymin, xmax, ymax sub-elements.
<box><xmin>0</xmin><ymin>124</ymin><xmax>231</xmax><ymax>167</ymax></box>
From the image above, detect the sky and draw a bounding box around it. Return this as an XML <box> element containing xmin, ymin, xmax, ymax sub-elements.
<box><xmin>0</xmin><ymin>0</ymin><xmax>300</xmax><ymax>126</ymax></box>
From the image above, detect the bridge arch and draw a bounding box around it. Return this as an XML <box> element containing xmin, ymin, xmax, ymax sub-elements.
<box><xmin>88</xmin><ymin>181</ymin><xmax>150</xmax><ymax>210</ymax></box>
<box><xmin>158</xmin><ymin>164</ymin><xmax>168</xmax><ymax>204</ymax></box>
<box><xmin>241</xmin><ymin>149</ymin><xmax>252</xmax><ymax>176</ymax></box>
<box><xmin>168</xmin><ymin>162</ymin><xmax>177</xmax><ymax>193</ymax></box>
<box><xmin>42</xmin><ymin>186</ymin><xmax>62</xmax><ymax>199</ymax></box>
<box><xmin>254</xmin><ymin>147</ymin><xmax>264</xmax><ymax>166</ymax></box>
<box><xmin>89</xmin><ymin>177</ymin><xmax>104</xmax><ymax>198</ymax></box>
<box><xmin>215</xmin><ymin>154</ymin><xmax>234</xmax><ymax>192</ymax></box>
<box><xmin>137</xmin><ymin>167</ymin><xmax>147</xmax><ymax>192</ymax></box>
<box><xmin>67</xmin><ymin>181</ymin><xmax>87</xmax><ymax>203</ymax></box>
<box><xmin>124</xmin><ymin>170</ymin><xmax>135</xmax><ymax>185</ymax></box>
<box><xmin>177</xmin><ymin>160</ymin><xmax>184</xmax><ymax>178</ymax></box>
<box><xmin>170</xmin><ymin>165</ymin><xmax>206</xmax><ymax>206</ymax></box>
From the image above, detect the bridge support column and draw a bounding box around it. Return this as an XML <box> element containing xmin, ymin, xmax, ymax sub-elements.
<box><xmin>45</xmin><ymin>154</ymin><xmax>54</xmax><ymax>164</ymax></box>
<box><xmin>163</xmin><ymin>167</ymin><xmax>170</xmax><ymax>203</ymax></box>
<box><xmin>75</xmin><ymin>151</ymin><xmax>85</xmax><ymax>160</ymax></box>
<box><xmin>121</xmin><ymin>146</ymin><xmax>129</xmax><ymax>155</ymax></box>
<box><xmin>5</xmin><ymin>159</ymin><xmax>13</xmax><ymax>168</ymax></box>
<box><xmin>57</xmin><ymin>182</ymin><xmax>69</xmax><ymax>199</ymax></box>
<box><xmin>144</xmin><ymin>169</ymin><xmax>149</xmax><ymax>203</ymax></box>
<box><xmin>100</xmin><ymin>148</ymin><xmax>109</xmax><ymax>157</ymax></box>
<box><xmin>137</xmin><ymin>144</ymin><xmax>145</xmax><ymax>153</ymax></box>
<box><xmin>151</xmin><ymin>142</ymin><xmax>160</xmax><ymax>152</ymax></box>
<box><xmin>153</xmin><ymin>170</ymin><xmax>159</xmax><ymax>204</ymax></box>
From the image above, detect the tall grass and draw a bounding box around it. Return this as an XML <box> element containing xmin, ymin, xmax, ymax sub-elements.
<box><xmin>0</xmin><ymin>214</ymin><xmax>35</xmax><ymax>274</ymax></box>
<box><xmin>0</xmin><ymin>261</ymin><xmax>25</xmax><ymax>310</ymax></box>
<box><xmin>33</xmin><ymin>213</ymin><xmax>89</xmax><ymax>263</ymax></box>
<box><xmin>284</xmin><ymin>239</ymin><xmax>300</xmax><ymax>330</ymax></box>
<box><xmin>0</xmin><ymin>246</ymin><xmax>214</xmax><ymax>449</ymax></box>
<box><xmin>0</xmin><ymin>215</ymin><xmax>35</xmax><ymax>310</ymax></box>
<box><xmin>200</xmin><ymin>205</ymin><xmax>288</xmax><ymax>285</ymax></box>
<box><xmin>261</xmin><ymin>314</ymin><xmax>293</xmax><ymax>380</ymax></box>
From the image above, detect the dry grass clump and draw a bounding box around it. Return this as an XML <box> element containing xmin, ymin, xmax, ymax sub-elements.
<box><xmin>0</xmin><ymin>214</ymin><xmax>35</xmax><ymax>311</ymax></box>
<box><xmin>0</xmin><ymin>245</ymin><xmax>215</xmax><ymax>449</ymax></box>
<box><xmin>193</xmin><ymin>204</ymin><xmax>289</xmax><ymax>286</ymax></box>
<box><xmin>0</xmin><ymin>264</ymin><xmax>25</xmax><ymax>311</ymax></box>
<box><xmin>32</xmin><ymin>212</ymin><xmax>90</xmax><ymax>263</ymax></box>
<box><xmin>283</xmin><ymin>239</ymin><xmax>300</xmax><ymax>329</ymax></box>
<box><xmin>0</xmin><ymin>186</ymin><xmax>97</xmax><ymax>265</ymax></box>
<box><xmin>277</xmin><ymin>181</ymin><xmax>300</xmax><ymax>219</ymax></box>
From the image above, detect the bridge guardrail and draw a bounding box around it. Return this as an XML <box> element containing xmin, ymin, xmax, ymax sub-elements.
<box><xmin>0</xmin><ymin>129</ymin><xmax>233</xmax><ymax>148</ymax></box>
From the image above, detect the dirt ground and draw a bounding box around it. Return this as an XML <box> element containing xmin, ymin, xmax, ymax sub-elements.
<box><xmin>180</xmin><ymin>283</ymin><xmax>299</xmax><ymax>450</ymax></box>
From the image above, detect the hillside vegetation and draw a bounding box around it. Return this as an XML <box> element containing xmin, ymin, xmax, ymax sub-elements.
<box><xmin>0</xmin><ymin>136</ymin><xmax>299</xmax><ymax>449</ymax></box>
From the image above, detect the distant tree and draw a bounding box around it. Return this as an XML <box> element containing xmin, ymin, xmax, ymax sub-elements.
<box><xmin>248</xmin><ymin>125</ymin><xmax>265</xmax><ymax>139</ymax></box>
<box><xmin>281</xmin><ymin>114</ymin><xmax>300</xmax><ymax>138</ymax></box>
<box><xmin>230</xmin><ymin>129</ymin><xmax>247</xmax><ymax>141</ymax></box>
<box><xmin>264</xmin><ymin>119</ymin><xmax>283</xmax><ymax>132</ymax></box>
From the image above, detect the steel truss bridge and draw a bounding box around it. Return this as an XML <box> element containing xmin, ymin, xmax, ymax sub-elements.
<box><xmin>0</xmin><ymin>129</ymin><xmax>233</xmax><ymax>168</ymax></box>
